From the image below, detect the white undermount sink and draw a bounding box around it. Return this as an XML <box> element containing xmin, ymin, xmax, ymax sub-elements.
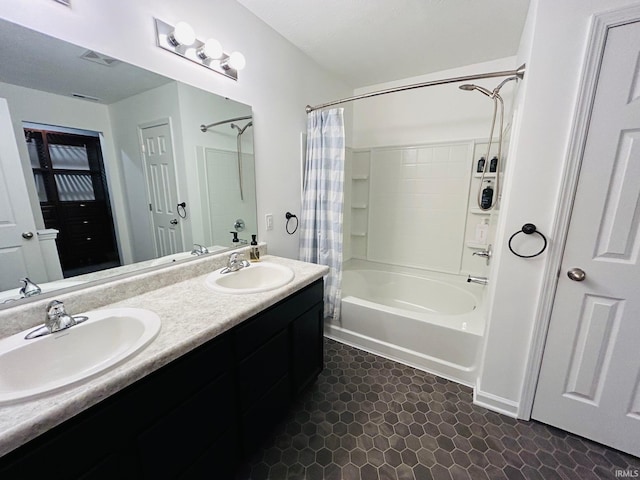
<box><xmin>0</xmin><ymin>307</ymin><xmax>161</xmax><ymax>404</ymax></box>
<box><xmin>205</xmin><ymin>262</ymin><xmax>295</xmax><ymax>294</ymax></box>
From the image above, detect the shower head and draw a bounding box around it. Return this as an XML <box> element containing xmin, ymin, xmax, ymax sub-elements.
<box><xmin>459</xmin><ymin>83</ymin><xmax>493</xmax><ymax>98</ymax></box>
<box><xmin>459</xmin><ymin>75</ymin><xmax>519</xmax><ymax>99</ymax></box>
<box><xmin>231</xmin><ymin>121</ymin><xmax>253</xmax><ymax>135</ymax></box>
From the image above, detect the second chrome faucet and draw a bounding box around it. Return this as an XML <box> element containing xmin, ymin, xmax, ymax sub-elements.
<box><xmin>220</xmin><ymin>252</ymin><xmax>250</xmax><ymax>274</ymax></box>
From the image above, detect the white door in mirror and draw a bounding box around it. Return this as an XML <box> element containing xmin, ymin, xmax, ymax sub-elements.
<box><xmin>205</xmin><ymin>262</ymin><xmax>294</xmax><ymax>294</ymax></box>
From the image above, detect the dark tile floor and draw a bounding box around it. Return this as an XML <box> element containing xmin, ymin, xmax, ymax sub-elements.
<box><xmin>236</xmin><ymin>339</ymin><xmax>640</xmax><ymax>480</ymax></box>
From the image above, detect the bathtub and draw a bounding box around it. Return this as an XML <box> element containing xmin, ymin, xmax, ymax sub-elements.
<box><xmin>326</xmin><ymin>261</ymin><xmax>486</xmax><ymax>386</ymax></box>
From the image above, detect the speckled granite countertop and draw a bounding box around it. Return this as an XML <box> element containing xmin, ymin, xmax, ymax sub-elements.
<box><xmin>0</xmin><ymin>252</ymin><xmax>328</xmax><ymax>458</ymax></box>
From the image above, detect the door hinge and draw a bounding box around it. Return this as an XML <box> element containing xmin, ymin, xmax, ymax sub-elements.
<box><xmin>149</xmin><ymin>203</ymin><xmax>152</xmax><ymax>211</ymax></box>
<box><xmin>141</xmin><ymin>143</ymin><xmax>146</xmax><ymax>154</ymax></box>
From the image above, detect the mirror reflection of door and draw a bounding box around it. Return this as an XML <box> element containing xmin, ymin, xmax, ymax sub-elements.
<box><xmin>0</xmin><ymin>99</ymin><xmax>48</xmax><ymax>291</ymax></box>
<box><xmin>139</xmin><ymin>121</ymin><xmax>183</xmax><ymax>258</ymax></box>
<box><xmin>25</xmin><ymin>126</ymin><xmax>121</xmax><ymax>277</ymax></box>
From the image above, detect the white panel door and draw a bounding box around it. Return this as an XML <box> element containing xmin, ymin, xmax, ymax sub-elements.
<box><xmin>532</xmin><ymin>21</ymin><xmax>640</xmax><ymax>456</ymax></box>
<box><xmin>0</xmin><ymin>98</ymin><xmax>47</xmax><ymax>290</ymax></box>
<box><xmin>140</xmin><ymin>122</ymin><xmax>183</xmax><ymax>257</ymax></box>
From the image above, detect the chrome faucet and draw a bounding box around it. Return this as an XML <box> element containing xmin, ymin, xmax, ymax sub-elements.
<box><xmin>25</xmin><ymin>300</ymin><xmax>88</xmax><ymax>339</ymax></box>
<box><xmin>467</xmin><ymin>275</ymin><xmax>488</xmax><ymax>286</ymax></box>
<box><xmin>472</xmin><ymin>244</ymin><xmax>493</xmax><ymax>265</ymax></box>
<box><xmin>45</xmin><ymin>300</ymin><xmax>78</xmax><ymax>333</ymax></box>
<box><xmin>220</xmin><ymin>252</ymin><xmax>250</xmax><ymax>274</ymax></box>
<box><xmin>191</xmin><ymin>243</ymin><xmax>209</xmax><ymax>256</ymax></box>
<box><xmin>19</xmin><ymin>277</ymin><xmax>41</xmax><ymax>298</ymax></box>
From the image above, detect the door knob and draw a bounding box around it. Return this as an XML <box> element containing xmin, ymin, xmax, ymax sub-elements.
<box><xmin>567</xmin><ymin>268</ymin><xmax>586</xmax><ymax>282</ymax></box>
<box><xmin>22</xmin><ymin>232</ymin><xmax>34</xmax><ymax>239</ymax></box>
<box><xmin>169</xmin><ymin>219</ymin><xmax>178</xmax><ymax>225</ymax></box>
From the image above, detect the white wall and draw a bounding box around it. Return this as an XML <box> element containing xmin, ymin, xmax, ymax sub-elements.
<box><xmin>476</xmin><ymin>0</ymin><xmax>640</xmax><ymax>416</ymax></box>
<box><xmin>0</xmin><ymin>0</ymin><xmax>351</xmax><ymax>259</ymax></box>
<box><xmin>352</xmin><ymin>57</ymin><xmax>517</xmax><ymax>148</ymax></box>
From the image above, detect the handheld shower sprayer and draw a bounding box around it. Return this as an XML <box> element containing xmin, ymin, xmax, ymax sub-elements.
<box><xmin>459</xmin><ymin>75</ymin><xmax>519</xmax><ymax>210</ymax></box>
<box><xmin>230</xmin><ymin>121</ymin><xmax>253</xmax><ymax>201</ymax></box>
<box><xmin>459</xmin><ymin>84</ymin><xmax>493</xmax><ymax>98</ymax></box>
<box><xmin>459</xmin><ymin>75</ymin><xmax>518</xmax><ymax>99</ymax></box>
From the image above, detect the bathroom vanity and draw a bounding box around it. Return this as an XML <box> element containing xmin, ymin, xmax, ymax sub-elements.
<box><xmin>0</xmin><ymin>252</ymin><xmax>327</xmax><ymax>478</ymax></box>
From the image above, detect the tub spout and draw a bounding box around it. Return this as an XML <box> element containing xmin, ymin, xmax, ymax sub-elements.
<box><xmin>467</xmin><ymin>275</ymin><xmax>488</xmax><ymax>286</ymax></box>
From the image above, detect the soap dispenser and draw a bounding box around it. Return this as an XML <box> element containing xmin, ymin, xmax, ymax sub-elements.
<box><xmin>229</xmin><ymin>231</ymin><xmax>239</xmax><ymax>245</ymax></box>
<box><xmin>480</xmin><ymin>180</ymin><xmax>494</xmax><ymax>210</ymax></box>
<box><xmin>489</xmin><ymin>156</ymin><xmax>498</xmax><ymax>173</ymax></box>
<box><xmin>250</xmin><ymin>234</ymin><xmax>260</xmax><ymax>262</ymax></box>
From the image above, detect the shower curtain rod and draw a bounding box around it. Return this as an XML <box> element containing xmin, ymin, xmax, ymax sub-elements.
<box><xmin>305</xmin><ymin>64</ymin><xmax>526</xmax><ymax>113</ymax></box>
<box><xmin>200</xmin><ymin>115</ymin><xmax>252</xmax><ymax>132</ymax></box>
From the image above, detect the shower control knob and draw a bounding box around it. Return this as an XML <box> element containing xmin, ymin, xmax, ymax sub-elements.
<box><xmin>22</xmin><ymin>232</ymin><xmax>34</xmax><ymax>239</ymax></box>
<box><xmin>567</xmin><ymin>268</ymin><xmax>586</xmax><ymax>282</ymax></box>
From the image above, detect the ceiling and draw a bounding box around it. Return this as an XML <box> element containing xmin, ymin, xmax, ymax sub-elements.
<box><xmin>236</xmin><ymin>0</ymin><xmax>531</xmax><ymax>88</ymax></box>
<box><xmin>0</xmin><ymin>19</ymin><xmax>171</xmax><ymax>104</ymax></box>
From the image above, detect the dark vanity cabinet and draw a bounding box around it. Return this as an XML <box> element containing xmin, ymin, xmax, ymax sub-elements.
<box><xmin>0</xmin><ymin>279</ymin><xmax>324</xmax><ymax>479</ymax></box>
<box><xmin>236</xmin><ymin>279</ymin><xmax>324</xmax><ymax>455</ymax></box>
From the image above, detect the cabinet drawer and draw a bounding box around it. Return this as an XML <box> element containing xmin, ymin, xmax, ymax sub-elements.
<box><xmin>237</xmin><ymin>328</ymin><xmax>289</xmax><ymax>412</ymax></box>
<box><xmin>235</xmin><ymin>280</ymin><xmax>323</xmax><ymax>358</ymax></box>
<box><xmin>63</xmin><ymin>202</ymin><xmax>104</xmax><ymax>219</ymax></box>
<box><xmin>66</xmin><ymin>219</ymin><xmax>108</xmax><ymax>236</ymax></box>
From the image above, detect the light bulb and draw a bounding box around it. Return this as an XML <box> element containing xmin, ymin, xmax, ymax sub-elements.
<box><xmin>169</xmin><ymin>21</ymin><xmax>196</xmax><ymax>47</ymax></box>
<box><xmin>197</xmin><ymin>38</ymin><xmax>223</xmax><ymax>60</ymax></box>
<box><xmin>227</xmin><ymin>51</ymin><xmax>246</xmax><ymax>71</ymax></box>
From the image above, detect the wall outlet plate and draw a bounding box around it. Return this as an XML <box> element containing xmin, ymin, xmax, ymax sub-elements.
<box><xmin>265</xmin><ymin>214</ymin><xmax>273</xmax><ymax>231</ymax></box>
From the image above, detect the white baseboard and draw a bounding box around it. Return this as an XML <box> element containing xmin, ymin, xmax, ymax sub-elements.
<box><xmin>473</xmin><ymin>387</ymin><xmax>519</xmax><ymax>418</ymax></box>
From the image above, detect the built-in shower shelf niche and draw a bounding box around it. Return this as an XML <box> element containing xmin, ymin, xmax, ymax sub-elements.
<box><xmin>466</xmin><ymin>241</ymin><xmax>490</xmax><ymax>249</ymax></box>
<box><xmin>473</xmin><ymin>172</ymin><xmax>496</xmax><ymax>178</ymax></box>
<box><xmin>462</xmin><ymin>140</ymin><xmax>503</xmax><ymax>276</ymax></box>
<box><xmin>349</xmin><ymin>150</ymin><xmax>371</xmax><ymax>260</ymax></box>
<box><xmin>469</xmin><ymin>208</ymin><xmax>491</xmax><ymax>215</ymax></box>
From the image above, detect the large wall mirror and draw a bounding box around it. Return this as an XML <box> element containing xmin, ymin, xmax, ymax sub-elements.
<box><xmin>0</xmin><ymin>19</ymin><xmax>257</xmax><ymax>306</ymax></box>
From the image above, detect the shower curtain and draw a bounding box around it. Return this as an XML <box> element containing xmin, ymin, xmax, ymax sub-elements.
<box><xmin>299</xmin><ymin>108</ymin><xmax>345</xmax><ymax>320</ymax></box>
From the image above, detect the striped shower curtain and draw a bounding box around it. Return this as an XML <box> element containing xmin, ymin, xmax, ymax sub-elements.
<box><xmin>299</xmin><ymin>108</ymin><xmax>345</xmax><ymax>320</ymax></box>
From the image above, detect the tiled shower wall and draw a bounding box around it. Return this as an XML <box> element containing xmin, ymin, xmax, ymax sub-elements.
<box><xmin>196</xmin><ymin>147</ymin><xmax>257</xmax><ymax>247</ymax></box>
<box><xmin>348</xmin><ymin>142</ymin><xmax>473</xmax><ymax>274</ymax></box>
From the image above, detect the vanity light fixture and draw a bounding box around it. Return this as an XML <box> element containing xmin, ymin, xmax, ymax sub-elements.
<box><xmin>167</xmin><ymin>21</ymin><xmax>196</xmax><ymax>47</ymax></box>
<box><xmin>222</xmin><ymin>51</ymin><xmax>246</xmax><ymax>71</ymax></box>
<box><xmin>154</xmin><ymin>18</ymin><xmax>245</xmax><ymax>81</ymax></box>
<box><xmin>197</xmin><ymin>39</ymin><xmax>223</xmax><ymax>60</ymax></box>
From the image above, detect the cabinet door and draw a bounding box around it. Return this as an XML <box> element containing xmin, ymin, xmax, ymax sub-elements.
<box><xmin>237</xmin><ymin>328</ymin><xmax>289</xmax><ymax>412</ymax></box>
<box><xmin>241</xmin><ymin>374</ymin><xmax>291</xmax><ymax>456</ymax></box>
<box><xmin>137</xmin><ymin>372</ymin><xmax>237</xmax><ymax>479</ymax></box>
<box><xmin>292</xmin><ymin>302</ymin><xmax>324</xmax><ymax>395</ymax></box>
